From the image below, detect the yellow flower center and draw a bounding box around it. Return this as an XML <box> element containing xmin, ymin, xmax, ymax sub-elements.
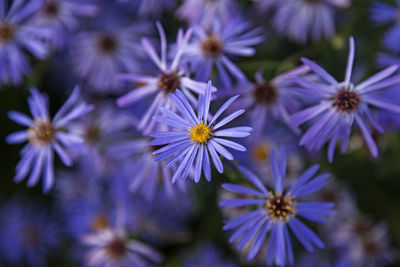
<box><xmin>28</xmin><ymin>120</ymin><xmax>55</xmax><ymax>146</ymax></box>
<box><xmin>91</xmin><ymin>214</ymin><xmax>109</xmax><ymax>231</ymax></box>
<box><xmin>252</xmin><ymin>142</ymin><xmax>271</xmax><ymax>161</ymax></box>
<box><xmin>188</xmin><ymin>124</ymin><xmax>212</xmax><ymax>144</ymax></box>
<box><xmin>266</xmin><ymin>192</ymin><xmax>296</xmax><ymax>223</ymax></box>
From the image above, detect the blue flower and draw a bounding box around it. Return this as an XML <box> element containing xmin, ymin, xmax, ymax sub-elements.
<box><xmin>81</xmin><ymin>227</ymin><xmax>163</xmax><ymax>267</ymax></box>
<box><xmin>184</xmin><ymin>244</ymin><xmax>238</xmax><ymax>267</ymax></box>
<box><xmin>71</xmin><ymin>23</ymin><xmax>147</xmax><ymax>91</ymax></box>
<box><xmin>117</xmin><ymin>22</ymin><xmax>215</xmax><ymax>135</ymax></box>
<box><xmin>6</xmin><ymin>86</ymin><xmax>93</xmax><ymax>193</ymax></box>
<box><xmin>0</xmin><ymin>197</ymin><xmax>60</xmax><ymax>267</ymax></box>
<box><xmin>151</xmin><ymin>80</ymin><xmax>252</xmax><ymax>182</ymax></box>
<box><xmin>0</xmin><ymin>0</ymin><xmax>51</xmax><ymax>85</ymax></box>
<box><xmin>232</xmin><ymin>67</ymin><xmax>310</xmax><ymax>136</ymax></box>
<box><xmin>183</xmin><ymin>17</ymin><xmax>264</xmax><ymax>89</ymax></box>
<box><xmin>31</xmin><ymin>0</ymin><xmax>98</xmax><ymax>49</ymax></box>
<box><xmin>370</xmin><ymin>1</ymin><xmax>400</xmax><ymax>52</ymax></box>
<box><xmin>136</xmin><ymin>0</ymin><xmax>176</xmax><ymax>17</ymax></box>
<box><xmin>274</xmin><ymin>0</ymin><xmax>350</xmax><ymax>44</ymax></box>
<box><xmin>290</xmin><ymin>37</ymin><xmax>400</xmax><ymax>162</ymax></box>
<box><xmin>177</xmin><ymin>0</ymin><xmax>239</xmax><ymax>29</ymax></box>
<box><xmin>219</xmin><ymin>148</ymin><xmax>335</xmax><ymax>266</ymax></box>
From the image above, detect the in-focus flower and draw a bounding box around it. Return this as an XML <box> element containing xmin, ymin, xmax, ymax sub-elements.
<box><xmin>151</xmin><ymin>81</ymin><xmax>251</xmax><ymax>182</ymax></box>
<box><xmin>290</xmin><ymin>37</ymin><xmax>400</xmax><ymax>161</ymax></box>
<box><xmin>0</xmin><ymin>0</ymin><xmax>51</xmax><ymax>85</ymax></box>
<box><xmin>176</xmin><ymin>0</ymin><xmax>238</xmax><ymax>29</ymax></box>
<box><xmin>220</xmin><ymin>148</ymin><xmax>335</xmax><ymax>266</ymax></box>
<box><xmin>71</xmin><ymin>23</ymin><xmax>147</xmax><ymax>91</ymax></box>
<box><xmin>108</xmin><ymin>136</ymin><xmax>186</xmax><ymax>201</ymax></box>
<box><xmin>6</xmin><ymin>86</ymin><xmax>93</xmax><ymax>193</ymax></box>
<box><xmin>184</xmin><ymin>244</ymin><xmax>238</xmax><ymax>267</ymax></box>
<box><xmin>370</xmin><ymin>1</ymin><xmax>400</xmax><ymax>52</ymax></box>
<box><xmin>117</xmin><ymin>22</ymin><xmax>214</xmax><ymax>135</ymax></box>
<box><xmin>274</xmin><ymin>0</ymin><xmax>350</xmax><ymax>44</ymax></box>
<box><xmin>31</xmin><ymin>0</ymin><xmax>98</xmax><ymax>49</ymax></box>
<box><xmin>0</xmin><ymin>198</ymin><xmax>60</xmax><ymax>267</ymax></box>
<box><xmin>232</xmin><ymin>67</ymin><xmax>309</xmax><ymax>135</ymax></box>
<box><xmin>183</xmin><ymin>17</ymin><xmax>264</xmax><ymax>89</ymax></box>
<box><xmin>81</xmin><ymin>227</ymin><xmax>163</xmax><ymax>267</ymax></box>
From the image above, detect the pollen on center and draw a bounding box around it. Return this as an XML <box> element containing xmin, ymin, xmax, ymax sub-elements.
<box><xmin>188</xmin><ymin>124</ymin><xmax>212</xmax><ymax>143</ymax></box>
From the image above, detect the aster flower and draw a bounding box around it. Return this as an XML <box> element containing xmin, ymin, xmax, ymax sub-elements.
<box><xmin>183</xmin><ymin>17</ymin><xmax>264</xmax><ymax>89</ymax></box>
<box><xmin>0</xmin><ymin>0</ymin><xmax>51</xmax><ymax>85</ymax></box>
<box><xmin>219</xmin><ymin>148</ymin><xmax>335</xmax><ymax>266</ymax></box>
<box><xmin>184</xmin><ymin>244</ymin><xmax>238</xmax><ymax>267</ymax></box>
<box><xmin>117</xmin><ymin>22</ymin><xmax>214</xmax><ymax>135</ymax></box>
<box><xmin>232</xmin><ymin>67</ymin><xmax>310</xmax><ymax>135</ymax></box>
<box><xmin>71</xmin><ymin>23</ymin><xmax>147</xmax><ymax>91</ymax></box>
<box><xmin>176</xmin><ymin>0</ymin><xmax>238</xmax><ymax>29</ymax></box>
<box><xmin>274</xmin><ymin>0</ymin><xmax>350</xmax><ymax>44</ymax></box>
<box><xmin>290</xmin><ymin>37</ymin><xmax>400</xmax><ymax>161</ymax></box>
<box><xmin>31</xmin><ymin>0</ymin><xmax>98</xmax><ymax>49</ymax></box>
<box><xmin>0</xmin><ymin>198</ymin><xmax>60</xmax><ymax>267</ymax></box>
<box><xmin>109</xmin><ymin>137</ymin><xmax>186</xmax><ymax>201</ymax></box>
<box><xmin>370</xmin><ymin>1</ymin><xmax>400</xmax><ymax>52</ymax></box>
<box><xmin>151</xmin><ymin>81</ymin><xmax>252</xmax><ymax>182</ymax></box>
<box><xmin>81</xmin><ymin>227</ymin><xmax>163</xmax><ymax>267</ymax></box>
<box><xmin>6</xmin><ymin>86</ymin><xmax>93</xmax><ymax>193</ymax></box>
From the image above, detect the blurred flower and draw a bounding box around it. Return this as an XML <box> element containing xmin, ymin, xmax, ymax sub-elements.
<box><xmin>184</xmin><ymin>244</ymin><xmax>238</xmax><ymax>267</ymax></box>
<box><xmin>152</xmin><ymin>81</ymin><xmax>251</xmax><ymax>182</ymax></box>
<box><xmin>370</xmin><ymin>1</ymin><xmax>400</xmax><ymax>52</ymax></box>
<box><xmin>6</xmin><ymin>86</ymin><xmax>93</xmax><ymax>193</ymax></box>
<box><xmin>220</xmin><ymin>148</ymin><xmax>335</xmax><ymax>266</ymax></box>
<box><xmin>177</xmin><ymin>0</ymin><xmax>238</xmax><ymax>29</ymax></box>
<box><xmin>71</xmin><ymin>23</ymin><xmax>147</xmax><ymax>92</ymax></box>
<box><xmin>31</xmin><ymin>0</ymin><xmax>98</xmax><ymax>49</ymax></box>
<box><xmin>137</xmin><ymin>0</ymin><xmax>176</xmax><ymax>17</ymax></box>
<box><xmin>232</xmin><ymin>67</ymin><xmax>309</xmax><ymax>136</ymax></box>
<box><xmin>183</xmin><ymin>17</ymin><xmax>264</xmax><ymax>89</ymax></box>
<box><xmin>0</xmin><ymin>198</ymin><xmax>60</xmax><ymax>266</ymax></box>
<box><xmin>252</xmin><ymin>0</ymin><xmax>282</xmax><ymax>13</ymax></box>
<box><xmin>290</xmin><ymin>37</ymin><xmax>400</xmax><ymax>162</ymax></box>
<box><xmin>376</xmin><ymin>52</ymin><xmax>400</xmax><ymax>68</ymax></box>
<box><xmin>109</xmin><ymin>136</ymin><xmax>186</xmax><ymax>201</ymax></box>
<box><xmin>81</xmin><ymin>227</ymin><xmax>163</xmax><ymax>267</ymax></box>
<box><xmin>117</xmin><ymin>22</ymin><xmax>214</xmax><ymax>135</ymax></box>
<box><xmin>274</xmin><ymin>0</ymin><xmax>350</xmax><ymax>44</ymax></box>
<box><xmin>0</xmin><ymin>0</ymin><xmax>51</xmax><ymax>85</ymax></box>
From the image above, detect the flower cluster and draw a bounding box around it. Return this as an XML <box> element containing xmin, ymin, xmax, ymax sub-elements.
<box><xmin>1</xmin><ymin>1</ymin><xmax>400</xmax><ymax>267</ymax></box>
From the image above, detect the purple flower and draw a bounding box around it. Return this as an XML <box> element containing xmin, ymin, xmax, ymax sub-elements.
<box><xmin>6</xmin><ymin>86</ymin><xmax>93</xmax><ymax>193</ymax></box>
<box><xmin>290</xmin><ymin>37</ymin><xmax>400</xmax><ymax>161</ymax></box>
<box><xmin>184</xmin><ymin>244</ymin><xmax>238</xmax><ymax>267</ymax></box>
<box><xmin>232</xmin><ymin>67</ymin><xmax>310</xmax><ymax>135</ymax></box>
<box><xmin>220</xmin><ymin>148</ymin><xmax>335</xmax><ymax>266</ymax></box>
<box><xmin>151</xmin><ymin>81</ymin><xmax>251</xmax><ymax>182</ymax></box>
<box><xmin>0</xmin><ymin>0</ymin><xmax>51</xmax><ymax>85</ymax></box>
<box><xmin>274</xmin><ymin>0</ymin><xmax>350</xmax><ymax>44</ymax></box>
<box><xmin>183</xmin><ymin>17</ymin><xmax>264</xmax><ymax>89</ymax></box>
<box><xmin>81</xmin><ymin>227</ymin><xmax>163</xmax><ymax>267</ymax></box>
<box><xmin>71</xmin><ymin>23</ymin><xmax>147</xmax><ymax>92</ymax></box>
<box><xmin>176</xmin><ymin>0</ymin><xmax>239</xmax><ymax>29</ymax></box>
<box><xmin>117</xmin><ymin>22</ymin><xmax>214</xmax><ymax>135</ymax></box>
<box><xmin>137</xmin><ymin>0</ymin><xmax>176</xmax><ymax>17</ymax></box>
<box><xmin>31</xmin><ymin>0</ymin><xmax>98</xmax><ymax>49</ymax></box>
<box><xmin>0</xmin><ymin>198</ymin><xmax>60</xmax><ymax>267</ymax></box>
<box><xmin>370</xmin><ymin>1</ymin><xmax>400</xmax><ymax>52</ymax></box>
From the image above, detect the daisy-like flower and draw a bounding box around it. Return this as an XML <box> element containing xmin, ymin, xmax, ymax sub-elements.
<box><xmin>232</xmin><ymin>67</ymin><xmax>310</xmax><ymax>135</ymax></box>
<box><xmin>274</xmin><ymin>0</ymin><xmax>350</xmax><ymax>44</ymax></box>
<box><xmin>117</xmin><ymin>22</ymin><xmax>214</xmax><ymax>135</ymax></box>
<box><xmin>370</xmin><ymin>1</ymin><xmax>400</xmax><ymax>53</ymax></box>
<box><xmin>71</xmin><ymin>23</ymin><xmax>147</xmax><ymax>92</ymax></box>
<box><xmin>0</xmin><ymin>0</ymin><xmax>51</xmax><ymax>85</ymax></box>
<box><xmin>81</xmin><ymin>227</ymin><xmax>163</xmax><ymax>267</ymax></box>
<box><xmin>219</xmin><ymin>148</ymin><xmax>335</xmax><ymax>266</ymax></box>
<box><xmin>290</xmin><ymin>37</ymin><xmax>400</xmax><ymax>162</ymax></box>
<box><xmin>183</xmin><ymin>17</ymin><xmax>264</xmax><ymax>89</ymax></box>
<box><xmin>151</xmin><ymin>80</ymin><xmax>251</xmax><ymax>182</ymax></box>
<box><xmin>31</xmin><ymin>0</ymin><xmax>98</xmax><ymax>49</ymax></box>
<box><xmin>6</xmin><ymin>86</ymin><xmax>93</xmax><ymax>193</ymax></box>
<box><xmin>176</xmin><ymin>0</ymin><xmax>238</xmax><ymax>29</ymax></box>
